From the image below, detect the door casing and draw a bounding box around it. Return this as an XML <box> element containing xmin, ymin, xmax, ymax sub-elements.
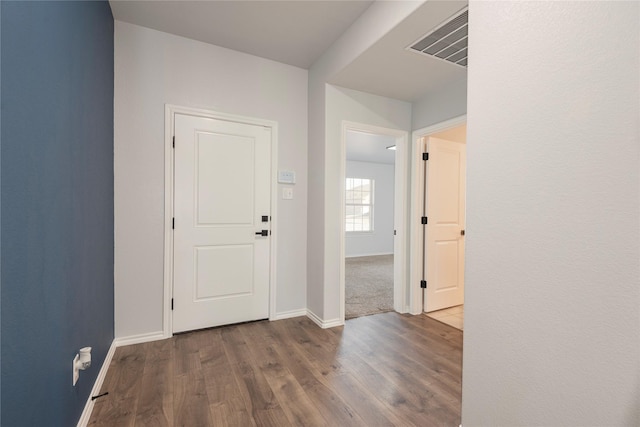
<box><xmin>340</xmin><ymin>121</ymin><xmax>410</xmax><ymax>322</ymax></box>
<box><xmin>163</xmin><ymin>104</ymin><xmax>279</xmax><ymax>338</ymax></box>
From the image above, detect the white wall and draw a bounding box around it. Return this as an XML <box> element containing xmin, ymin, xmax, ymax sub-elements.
<box><xmin>323</xmin><ymin>85</ymin><xmax>412</xmax><ymax>322</ymax></box>
<box><xmin>307</xmin><ymin>1</ymin><xmax>422</xmax><ymax>321</ymax></box>
<box><xmin>345</xmin><ymin>161</ymin><xmax>395</xmax><ymax>257</ymax></box>
<box><xmin>463</xmin><ymin>2</ymin><xmax>640</xmax><ymax>426</ymax></box>
<box><xmin>114</xmin><ymin>22</ymin><xmax>308</xmax><ymax>338</ymax></box>
<box><xmin>412</xmin><ymin>76</ymin><xmax>467</xmax><ymax>131</ymax></box>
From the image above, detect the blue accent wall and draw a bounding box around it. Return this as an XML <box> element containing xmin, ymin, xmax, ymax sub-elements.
<box><xmin>1</xmin><ymin>2</ymin><xmax>114</xmax><ymax>425</ymax></box>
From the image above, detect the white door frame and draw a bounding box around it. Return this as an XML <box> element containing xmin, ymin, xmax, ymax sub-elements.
<box><xmin>163</xmin><ymin>104</ymin><xmax>279</xmax><ymax>338</ymax></box>
<box><xmin>409</xmin><ymin>114</ymin><xmax>467</xmax><ymax>314</ymax></box>
<box><xmin>340</xmin><ymin>121</ymin><xmax>410</xmax><ymax>322</ymax></box>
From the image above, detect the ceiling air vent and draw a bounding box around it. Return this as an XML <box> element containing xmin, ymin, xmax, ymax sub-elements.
<box><xmin>408</xmin><ymin>8</ymin><xmax>468</xmax><ymax>68</ymax></box>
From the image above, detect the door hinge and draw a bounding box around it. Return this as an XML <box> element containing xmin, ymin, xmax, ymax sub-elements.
<box><xmin>421</xmin><ymin>216</ymin><xmax>428</xmax><ymax>225</ymax></box>
<box><xmin>423</xmin><ymin>152</ymin><xmax>429</xmax><ymax>161</ymax></box>
<box><xmin>172</xmin><ymin>136</ymin><xmax>175</xmax><ymax>148</ymax></box>
<box><xmin>172</xmin><ymin>218</ymin><xmax>175</xmax><ymax>229</ymax></box>
<box><xmin>171</xmin><ymin>298</ymin><xmax>174</xmax><ymax>310</ymax></box>
<box><xmin>420</xmin><ymin>280</ymin><xmax>427</xmax><ymax>289</ymax></box>
<box><xmin>394</xmin><ymin>229</ymin><xmax>396</xmax><ymax>236</ymax></box>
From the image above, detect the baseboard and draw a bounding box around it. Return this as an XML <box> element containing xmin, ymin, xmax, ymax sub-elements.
<box><xmin>320</xmin><ymin>317</ymin><xmax>345</xmax><ymax>328</ymax></box>
<box><xmin>306</xmin><ymin>309</ymin><xmax>344</xmax><ymax>329</ymax></box>
<box><xmin>306</xmin><ymin>309</ymin><xmax>324</xmax><ymax>327</ymax></box>
<box><xmin>76</xmin><ymin>340</ymin><xmax>117</xmax><ymax>427</ymax></box>
<box><xmin>394</xmin><ymin>304</ymin><xmax>410</xmax><ymax>314</ymax></box>
<box><xmin>345</xmin><ymin>252</ymin><xmax>393</xmax><ymax>258</ymax></box>
<box><xmin>271</xmin><ymin>308</ymin><xmax>307</xmax><ymax>321</ymax></box>
<box><xmin>113</xmin><ymin>330</ymin><xmax>166</xmax><ymax>347</ymax></box>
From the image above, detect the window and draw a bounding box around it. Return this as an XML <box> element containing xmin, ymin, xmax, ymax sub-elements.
<box><xmin>346</xmin><ymin>178</ymin><xmax>374</xmax><ymax>232</ymax></box>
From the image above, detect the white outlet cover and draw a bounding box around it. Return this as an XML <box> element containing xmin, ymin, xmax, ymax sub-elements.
<box><xmin>72</xmin><ymin>354</ymin><xmax>79</xmax><ymax>386</ymax></box>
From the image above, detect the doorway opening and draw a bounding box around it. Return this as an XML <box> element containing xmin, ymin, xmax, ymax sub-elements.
<box><xmin>410</xmin><ymin>116</ymin><xmax>467</xmax><ymax>330</ymax></box>
<box><xmin>340</xmin><ymin>122</ymin><xmax>409</xmax><ymax>322</ymax></box>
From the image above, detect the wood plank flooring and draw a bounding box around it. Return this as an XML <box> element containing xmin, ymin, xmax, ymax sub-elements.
<box><xmin>89</xmin><ymin>313</ymin><xmax>462</xmax><ymax>427</ymax></box>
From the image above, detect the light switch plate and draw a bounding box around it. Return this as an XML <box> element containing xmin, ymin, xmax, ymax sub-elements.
<box><xmin>282</xmin><ymin>188</ymin><xmax>293</xmax><ymax>200</ymax></box>
<box><xmin>278</xmin><ymin>170</ymin><xmax>296</xmax><ymax>184</ymax></box>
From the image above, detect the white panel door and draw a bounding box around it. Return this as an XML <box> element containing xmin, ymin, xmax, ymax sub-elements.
<box><xmin>425</xmin><ymin>137</ymin><xmax>466</xmax><ymax>312</ymax></box>
<box><xmin>173</xmin><ymin>113</ymin><xmax>271</xmax><ymax>333</ymax></box>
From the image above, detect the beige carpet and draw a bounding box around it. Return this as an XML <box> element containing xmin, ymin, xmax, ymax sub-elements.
<box><xmin>345</xmin><ymin>254</ymin><xmax>394</xmax><ymax>319</ymax></box>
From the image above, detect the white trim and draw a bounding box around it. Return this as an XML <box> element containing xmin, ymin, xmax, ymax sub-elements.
<box><xmin>412</xmin><ymin>115</ymin><xmax>468</xmax><ymax>140</ymax></box>
<box><xmin>163</xmin><ymin>106</ymin><xmax>174</xmax><ymax>338</ymax></box>
<box><xmin>340</xmin><ymin>121</ymin><xmax>410</xmax><ymax>320</ymax></box>
<box><xmin>164</xmin><ymin>105</ymin><xmax>278</xmax><ymax>337</ymax></box>
<box><xmin>76</xmin><ymin>340</ymin><xmax>117</xmax><ymax>427</ymax></box>
<box><xmin>409</xmin><ymin>115</ymin><xmax>467</xmax><ymax>315</ymax></box>
<box><xmin>340</xmin><ymin>124</ymin><xmax>348</xmax><ymax>323</ymax></box>
<box><xmin>345</xmin><ymin>252</ymin><xmax>394</xmax><ymax>258</ymax></box>
<box><xmin>268</xmin><ymin>126</ymin><xmax>279</xmax><ymax>322</ymax></box>
<box><xmin>306</xmin><ymin>309</ymin><xmax>344</xmax><ymax>329</ymax></box>
<box><xmin>344</xmin><ymin>231</ymin><xmax>375</xmax><ymax>236</ymax></box>
<box><xmin>114</xmin><ymin>331</ymin><xmax>166</xmax><ymax>347</ymax></box>
<box><xmin>272</xmin><ymin>309</ymin><xmax>308</xmax><ymax>321</ymax></box>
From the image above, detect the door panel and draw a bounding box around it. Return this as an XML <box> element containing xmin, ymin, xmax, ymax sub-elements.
<box><xmin>196</xmin><ymin>133</ymin><xmax>254</xmax><ymax>225</ymax></box>
<box><xmin>194</xmin><ymin>245</ymin><xmax>254</xmax><ymax>299</ymax></box>
<box><xmin>173</xmin><ymin>113</ymin><xmax>271</xmax><ymax>333</ymax></box>
<box><xmin>434</xmin><ymin>240</ymin><xmax>461</xmax><ymax>291</ymax></box>
<box><xmin>425</xmin><ymin>137</ymin><xmax>466</xmax><ymax>312</ymax></box>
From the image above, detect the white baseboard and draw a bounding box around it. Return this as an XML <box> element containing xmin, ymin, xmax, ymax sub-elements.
<box><xmin>320</xmin><ymin>317</ymin><xmax>345</xmax><ymax>328</ymax></box>
<box><xmin>345</xmin><ymin>252</ymin><xmax>393</xmax><ymax>258</ymax></box>
<box><xmin>271</xmin><ymin>308</ymin><xmax>307</xmax><ymax>321</ymax></box>
<box><xmin>113</xmin><ymin>331</ymin><xmax>166</xmax><ymax>347</ymax></box>
<box><xmin>76</xmin><ymin>340</ymin><xmax>117</xmax><ymax>427</ymax></box>
<box><xmin>306</xmin><ymin>309</ymin><xmax>324</xmax><ymax>327</ymax></box>
<box><xmin>306</xmin><ymin>309</ymin><xmax>344</xmax><ymax>329</ymax></box>
<box><xmin>394</xmin><ymin>304</ymin><xmax>410</xmax><ymax>314</ymax></box>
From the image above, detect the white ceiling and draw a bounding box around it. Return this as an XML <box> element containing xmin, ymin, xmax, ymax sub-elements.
<box><xmin>346</xmin><ymin>130</ymin><xmax>396</xmax><ymax>165</ymax></box>
<box><xmin>329</xmin><ymin>1</ymin><xmax>468</xmax><ymax>101</ymax></box>
<box><xmin>109</xmin><ymin>0</ymin><xmax>373</xmax><ymax>70</ymax></box>
<box><xmin>109</xmin><ymin>0</ymin><xmax>468</xmax><ymax>102</ymax></box>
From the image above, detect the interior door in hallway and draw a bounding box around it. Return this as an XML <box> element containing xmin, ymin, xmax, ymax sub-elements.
<box><xmin>425</xmin><ymin>137</ymin><xmax>466</xmax><ymax>312</ymax></box>
<box><xmin>173</xmin><ymin>113</ymin><xmax>271</xmax><ymax>333</ymax></box>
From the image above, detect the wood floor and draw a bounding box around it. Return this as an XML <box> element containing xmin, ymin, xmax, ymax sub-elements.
<box><xmin>88</xmin><ymin>312</ymin><xmax>462</xmax><ymax>427</ymax></box>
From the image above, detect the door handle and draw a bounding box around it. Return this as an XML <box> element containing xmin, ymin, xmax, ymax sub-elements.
<box><xmin>255</xmin><ymin>230</ymin><xmax>268</xmax><ymax>237</ymax></box>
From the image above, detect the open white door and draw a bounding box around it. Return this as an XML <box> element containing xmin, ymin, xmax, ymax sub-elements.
<box><xmin>425</xmin><ymin>137</ymin><xmax>466</xmax><ymax>312</ymax></box>
<box><xmin>173</xmin><ymin>113</ymin><xmax>271</xmax><ymax>333</ymax></box>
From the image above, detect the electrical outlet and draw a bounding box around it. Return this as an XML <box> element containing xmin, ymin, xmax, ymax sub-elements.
<box><xmin>72</xmin><ymin>354</ymin><xmax>79</xmax><ymax>386</ymax></box>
